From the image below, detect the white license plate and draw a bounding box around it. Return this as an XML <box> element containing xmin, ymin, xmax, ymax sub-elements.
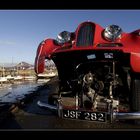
<box><xmin>63</xmin><ymin>109</ymin><xmax>107</xmax><ymax>122</ymax></box>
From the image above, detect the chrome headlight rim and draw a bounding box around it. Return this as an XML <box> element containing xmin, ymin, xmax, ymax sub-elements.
<box><xmin>103</xmin><ymin>25</ymin><xmax>122</xmax><ymax>42</ymax></box>
<box><xmin>56</xmin><ymin>31</ymin><xmax>71</xmax><ymax>45</ymax></box>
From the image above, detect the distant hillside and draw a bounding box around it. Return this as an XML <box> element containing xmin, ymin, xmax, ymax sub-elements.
<box><xmin>16</xmin><ymin>61</ymin><xmax>33</xmax><ymax>70</ymax></box>
<box><xmin>0</xmin><ymin>61</ymin><xmax>33</xmax><ymax>70</ymax></box>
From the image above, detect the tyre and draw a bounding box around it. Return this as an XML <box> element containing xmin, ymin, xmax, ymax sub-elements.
<box><xmin>131</xmin><ymin>75</ymin><xmax>140</xmax><ymax>124</ymax></box>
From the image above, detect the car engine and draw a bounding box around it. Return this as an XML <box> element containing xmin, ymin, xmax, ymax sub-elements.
<box><xmin>75</xmin><ymin>61</ymin><xmax>129</xmax><ymax>112</ymax></box>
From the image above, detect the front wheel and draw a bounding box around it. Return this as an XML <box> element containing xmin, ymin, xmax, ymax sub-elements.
<box><xmin>131</xmin><ymin>74</ymin><xmax>140</xmax><ymax>124</ymax></box>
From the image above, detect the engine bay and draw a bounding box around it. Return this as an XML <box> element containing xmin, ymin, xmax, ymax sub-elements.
<box><xmin>59</xmin><ymin>60</ymin><xmax>131</xmax><ymax>113</ymax></box>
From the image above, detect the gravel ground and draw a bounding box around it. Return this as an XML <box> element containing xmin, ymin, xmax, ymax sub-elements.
<box><xmin>0</xmin><ymin>77</ymin><xmax>140</xmax><ymax>130</ymax></box>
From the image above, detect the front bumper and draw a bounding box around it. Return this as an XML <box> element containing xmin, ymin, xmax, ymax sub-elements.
<box><xmin>37</xmin><ymin>101</ymin><xmax>140</xmax><ymax>122</ymax></box>
<box><xmin>113</xmin><ymin>112</ymin><xmax>140</xmax><ymax>120</ymax></box>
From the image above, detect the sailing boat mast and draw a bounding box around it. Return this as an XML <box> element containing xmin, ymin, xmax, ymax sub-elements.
<box><xmin>2</xmin><ymin>63</ymin><xmax>5</xmax><ymax>77</ymax></box>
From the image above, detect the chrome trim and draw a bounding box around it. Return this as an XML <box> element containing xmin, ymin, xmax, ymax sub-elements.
<box><xmin>113</xmin><ymin>112</ymin><xmax>140</xmax><ymax>120</ymax></box>
<box><xmin>37</xmin><ymin>101</ymin><xmax>57</xmax><ymax>111</ymax></box>
<box><xmin>37</xmin><ymin>100</ymin><xmax>140</xmax><ymax>121</ymax></box>
<box><xmin>104</xmin><ymin>25</ymin><xmax>122</xmax><ymax>42</ymax></box>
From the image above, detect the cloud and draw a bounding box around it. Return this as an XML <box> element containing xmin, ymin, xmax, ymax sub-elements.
<box><xmin>0</xmin><ymin>40</ymin><xmax>16</xmax><ymax>45</ymax></box>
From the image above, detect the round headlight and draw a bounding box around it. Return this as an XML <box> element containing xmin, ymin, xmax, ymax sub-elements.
<box><xmin>56</xmin><ymin>31</ymin><xmax>71</xmax><ymax>45</ymax></box>
<box><xmin>103</xmin><ymin>25</ymin><xmax>122</xmax><ymax>42</ymax></box>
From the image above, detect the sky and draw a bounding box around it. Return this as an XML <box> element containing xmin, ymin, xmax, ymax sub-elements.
<box><xmin>0</xmin><ymin>10</ymin><xmax>140</xmax><ymax>65</ymax></box>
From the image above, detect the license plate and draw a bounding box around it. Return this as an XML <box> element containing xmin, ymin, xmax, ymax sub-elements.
<box><xmin>62</xmin><ymin>109</ymin><xmax>107</xmax><ymax>122</ymax></box>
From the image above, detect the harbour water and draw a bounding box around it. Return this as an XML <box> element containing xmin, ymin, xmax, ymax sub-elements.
<box><xmin>0</xmin><ymin>79</ymin><xmax>50</xmax><ymax>104</ymax></box>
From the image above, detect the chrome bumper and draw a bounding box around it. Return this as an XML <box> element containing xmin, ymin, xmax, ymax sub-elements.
<box><xmin>37</xmin><ymin>100</ymin><xmax>140</xmax><ymax>121</ymax></box>
<box><xmin>113</xmin><ymin>112</ymin><xmax>140</xmax><ymax>120</ymax></box>
<box><xmin>37</xmin><ymin>101</ymin><xmax>57</xmax><ymax>111</ymax></box>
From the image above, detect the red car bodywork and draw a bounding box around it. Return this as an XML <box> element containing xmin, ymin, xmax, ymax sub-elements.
<box><xmin>34</xmin><ymin>21</ymin><xmax>140</xmax><ymax>74</ymax></box>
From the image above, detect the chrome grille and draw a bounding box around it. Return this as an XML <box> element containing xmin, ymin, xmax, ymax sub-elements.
<box><xmin>76</xmin><ymin>24</ymin><xmax>95</xmax><ymax>47</ymax></box>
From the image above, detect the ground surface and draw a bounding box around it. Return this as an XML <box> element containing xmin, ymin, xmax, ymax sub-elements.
<box><xmin>0</xmin><ymin>77</ymin><xmax>140</xmax><ymax>130</ymax></box>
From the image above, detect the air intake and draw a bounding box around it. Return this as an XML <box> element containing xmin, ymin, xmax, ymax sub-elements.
<box><xmin>76</xmin><ymin>23</ymin><xmax>95</xmax><ymax>47</ymax></box>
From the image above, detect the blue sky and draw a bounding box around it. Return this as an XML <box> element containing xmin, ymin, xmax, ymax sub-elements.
<box><xmin>0</xmin><ymin>10</ymin><xmax>140</xmax><ymax>65</ymax></box>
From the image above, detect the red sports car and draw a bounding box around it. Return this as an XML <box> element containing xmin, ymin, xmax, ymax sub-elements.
<box><xmin>35</xmin><ymin>21</ymin><xmax>140</xmax><ymax>124</ymax></box>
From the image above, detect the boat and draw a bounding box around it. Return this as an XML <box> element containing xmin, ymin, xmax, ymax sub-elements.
<box><xmin>14</xmin><ymin>75</ymin><xmax>23</xmax><ymax>80</ymax></box>
<box><xmin>6</xmin><ymin>75</ymin><xmax>14</xmax><ymax>80</ymax></box>
<box><xmin>37</xmin><ymin>72</ymin><xmax>56</xmax><ymax>79</ymax></box>
<box><xmin>0</xmin><ymin>77</ymin><xmax>7</xmax><ymax>82</ymax></box>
